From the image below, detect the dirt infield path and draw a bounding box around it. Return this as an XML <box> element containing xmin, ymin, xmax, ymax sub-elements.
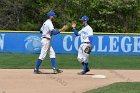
<box><xmin>0</xmin><ymin>69</ymin><xmax>140</xmax><ymax>93</ymax></box>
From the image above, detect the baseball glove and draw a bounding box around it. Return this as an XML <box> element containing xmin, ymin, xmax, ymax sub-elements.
<box><xmin>84</xmin><ymin>46</ymin><xmax>92</xmax><ymax>54</ymax></box>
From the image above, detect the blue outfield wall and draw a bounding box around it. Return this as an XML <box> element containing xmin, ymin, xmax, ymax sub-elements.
<box><xmin>0</xmin><ymin>32</ymin><xmax>140</xmax><ymax>55</ymax></box>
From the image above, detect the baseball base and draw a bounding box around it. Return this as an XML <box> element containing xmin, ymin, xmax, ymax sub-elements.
<box><xmin>92</xmin><ymin>75</ymin><xmax>106</xmax><ymax>79</ymax></box>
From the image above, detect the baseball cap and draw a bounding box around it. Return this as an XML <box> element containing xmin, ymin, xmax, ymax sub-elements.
<box><xmin>80</xmin><ymin>16</ymin><xmax>89</xmax><ymax>21</ymax></box>
<box><xmin>47</xmin><ymin>11</ymin><xmax>57</xmax><ymax>17</ymax></box>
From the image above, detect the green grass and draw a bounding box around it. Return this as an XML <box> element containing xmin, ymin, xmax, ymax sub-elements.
<box><xmin>85</xmin><ymin>82</ymin><xmax>140</xmax><ymax>93</ymax></box>
<box><xmin>0</xmin><ymin>53</ymin><xmax>140</xmax><ymax>69</ymax></box>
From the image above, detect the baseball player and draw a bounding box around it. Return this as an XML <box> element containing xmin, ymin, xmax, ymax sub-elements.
<box><xmin>72</xmin><ymin>16</ymin><xmax>93</xmax><ymax>75</ymax></box>
<box><xmin>34</xmin><ymin>11</ymin><xmax>66</xmax><ymax>74</ymax></box>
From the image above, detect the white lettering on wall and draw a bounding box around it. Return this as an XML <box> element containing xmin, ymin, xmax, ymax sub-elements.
<box><xmin>63</xmin><ymin>35</ymin><xmax>72</xmax><ymax>51</ymax></box>
<box><xmin>62</xmin><ymin>34</ymin><xmax>140</xmax><ymax>54</ymax></box>
<box><xmin>121</xmin><ymin>36</ymin><xmax>132</xmax><ymax>52</ymax></box>
<box><xmin>98</xmin><ymin>36</ymin><xmax>107</xmax><ymax>52</ymax></box>
<box><xmin>91</xmin><ymin>44</ymin><xmax>96</xmax><ymax>52</ymax></box>
<box><xmin>0</xmin><ymin>34</ymin><xmax>5</xmax><ymax>50</ymax></box>
<box><xmin>74</xmin><ymin>36</ymin><xmax>80</xmax><ymax>51</ymax></box>
<box><xmin>109</xmin><ymin>36</ymin><xmax>119</xmax><ymax>52</ymax></box>
<box><xmin>133</xmin><ymin>36</ymin><xmax>140</xmax><ymax>52</ymax></box>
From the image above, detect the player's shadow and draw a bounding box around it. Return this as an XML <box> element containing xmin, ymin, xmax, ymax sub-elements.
<box><xmin>34</xmin><ymin>72</ymin><xmax>58</xmax><ymax>74</ymax></box>
<box><xmin>78</xmin><ymin>73</ymin><xmax>94</xmax><ymax>76</ymax></box>
<box><xmin>41</xmin><ymin>72</ymin><xmax>58</xmax><ymax>74</ymax></box>
<box><xmin>34</xmin><ymin>71</ymin><xmax>94</xmax><ymax>75</ymax></box>
<box><xmin>84</xmin><ymin>73</ymin><xmax>94</xmax><ymax>75</ymax></box>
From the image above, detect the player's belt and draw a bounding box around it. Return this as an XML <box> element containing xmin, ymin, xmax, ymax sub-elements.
<box><xmin>42</xmin><ymin>37</ymin><xmax>50</xmax><ymax>40</ymax></box>
<box><xmin>82</xmin><ymin>42</ymin><xmax>90</xmax><ymax>44</ymax></box>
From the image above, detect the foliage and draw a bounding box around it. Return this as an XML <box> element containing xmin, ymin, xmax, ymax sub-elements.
<box><xmin>0</xmin><ymin>0</ymin><xmax>140</xmax><ymax>33</ymax></box>
<box><xmin>16</xmin><ymin>22</ymin><xmax>39</xmax><ymax>31</ymax></box>
<box><xmin>0</xmin><ymin>0</ymin><xmax>26</xmax><ymax>29</ymax></box>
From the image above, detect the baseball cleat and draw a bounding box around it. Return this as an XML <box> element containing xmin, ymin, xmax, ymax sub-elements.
<box><xmin>78</xmin><ymin>71</ymin><xmax>86</xmax><ymax>75</ymax></box>
<box><xmin>53</xmin><ymin>69</ymin><xmax>63</xmax><ymax>74</ymax></box>
<box><xmin>34</xmin><ymin>69</ymin><xmax>42</xmax><ymax>74</ymax></box>
<box><xmin>78</xmin><ymin>68</ymin><xmax>90</xmax><ymax>75</ymax></box>
<box><xmin>86</xmin><ymin>68</ymin><xmax>90</xmax><ymax>72</ymax></box>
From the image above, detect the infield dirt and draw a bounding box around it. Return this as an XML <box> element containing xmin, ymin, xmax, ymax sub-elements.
<box><xmin>0</xmin><ymin>69</ymin><xmax>140</xmax><ymax>93</ymax></box>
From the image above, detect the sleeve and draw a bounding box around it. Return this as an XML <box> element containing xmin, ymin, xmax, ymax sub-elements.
<box><xmin>73</xmin><ymin>28</ymin><xmax>79</xmax><ymax>36</ymax></box>
<box><xmin>51</xmin><ymin>29</ymin><xmax>60</xmax><ymax>35</ymax></box>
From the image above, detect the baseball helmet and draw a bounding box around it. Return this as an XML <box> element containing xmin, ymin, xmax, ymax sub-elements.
<box><xmin>80</xmin><ymin>16</ymin><xmax>89</xmax><ymax>21</ymax></box>
<box><xmin>47</xmin><ymin>11</ymin><xmax>56</xmax><ymax>17</ymax></box>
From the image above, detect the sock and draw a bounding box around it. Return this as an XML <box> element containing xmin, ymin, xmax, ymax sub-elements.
<box><xmin>50</xmin><ymin>58</ymin><xmax>57</xmax><ymax>69</ymax></box>
<box><xmin>83</xmin><ymin>62</ymin><xmax>88</xmax><ymax>72</ymax></box>
<box><xmin>35</xmin><ymin>59</ymin><xmax>42</xmax><ymax>71</ymax></box>
<box><xmin>81</xmin><ymin>62</ymin><xmax>84</xmax><ymax>66</ymax></box>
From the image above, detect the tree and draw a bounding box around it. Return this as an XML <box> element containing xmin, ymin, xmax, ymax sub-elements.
<box><xmin>0</xmin><ymin>0</ymin><xmax>140</xmax><ymax>33</ymax></box>
<box><xmin>0</xmin><ymin>0</ymin><xmax>25</xmax><ymax>29</ymax></box>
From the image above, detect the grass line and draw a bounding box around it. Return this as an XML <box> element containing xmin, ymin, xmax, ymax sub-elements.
<box><xmin>0</xmin><ymin>53</ymin><xmax>139</xmax><ymax>69</ymax></box>
<box><xmin>85</xmin><ymin>82</ymin><xmax>140</xmax><ymax>93</ymax></box>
